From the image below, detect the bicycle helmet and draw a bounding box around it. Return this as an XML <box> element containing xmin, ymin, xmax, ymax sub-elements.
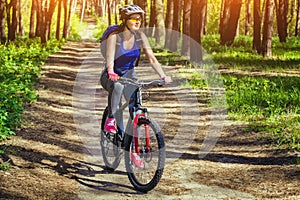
<box><xmin>119</xmin><ymin>4</ymin><xmax>145</xmax><ymax>20</ymax></box>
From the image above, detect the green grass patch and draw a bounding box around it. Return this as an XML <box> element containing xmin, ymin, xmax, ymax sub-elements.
<box><xmin>202</xmin><ymin>35</ymin><xmax>300</xmax><ymax>71</ymax></box>
<box><xmin>187</xmin><ymin>35</ymin><xmax>300</xmax><ymax>151</ymax></box>
<box><xmin>223</xmin><ymin>75</ymin><xmax>300</xmax><ymax>118</ymax></box>
<box><xmin>224</xmin><ymin>75</ymin><xmax>300</xmax><ymax>150</ymax></box>
<box><xmin>0</xmin><ymin>163</ymin><xmax>9</xmax><ymax>171</ymax></box>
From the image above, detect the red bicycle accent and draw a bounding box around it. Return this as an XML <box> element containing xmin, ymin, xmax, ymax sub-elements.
<box><xmin>145</xmin><ymin>123</ymin><xmax>151</xmax><ymax>151</ymax></box>
<box><xmin>133</xmin><ymin>113</ymin><xmax>152</xmax><ymax>155</ymax></box>
<box><xmin>133</xmin><ymin>113</ymin><xmax>145</xmax><ymax>154</ymax></box>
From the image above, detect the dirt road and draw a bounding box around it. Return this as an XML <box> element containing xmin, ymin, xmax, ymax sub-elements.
<box><xmin>0</xmin><ymin>37</ymin><xmax>299</xmax><ymax>199</ymax></box>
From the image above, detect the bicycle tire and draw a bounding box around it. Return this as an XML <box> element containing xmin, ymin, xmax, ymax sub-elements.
<box><xmin>100</xmin><ymin>107</ymin><xmax>122</xmax><ymax>171</ymax></box>
<box><xmin>124</xmin><ymin>117</ymin><xmax>165</xmax><ymax>192</ymax></box>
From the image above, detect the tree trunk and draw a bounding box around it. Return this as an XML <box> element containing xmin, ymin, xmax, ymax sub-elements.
<box><xmin>181</xmin><ymin>0</ymin><xmax>191</xmax><ymax>56</ymax></box>
<box><xmin>199</xmin><ymin>0</ymin><xmax>207</xmax><ymax>38</ymax></box>
<box><xmin>245</xmin><ymin>0</ymin><xmax>251</xmax><ymax>35</ymax></box>
<box><xmin>67</xmin><ymin>0</ymin><xmax>74</xmax><ymax>36</ymax></box>
<box><xmin>62</xmin><ymin>0</ymin><xmax>73</xmax><ymax>39</ymax></box>
<box><xmin>17</xmin><ymin>0</ymin><xmax>24</xmax><ymax>36</ymax></box>
<box><xmin>219</xmin><ymin>0</ymin><xmax>225</xmax><ymax>35</ymax></box>
<box><xmin>275</xmin><ymin>0</ymin><xmax>288</xmax><ymax>42</ymax></box>
<box><xmin>99</xmin><ymin>0</ymin><xmax>105</xmax><ymax>17</ymax></box>
<box><xmin>56</xmin><ymin>0</ymin><xmax>62</xmax><ymax>40</ymax></box>
<box><xmin>94</xmin><ymin>0</ymin><xmax>100</xmax><ymax>17</ymax></box>
<box><xmin>0</xmin><ymin>0</ymin><xmax>6</xmax><ymax>43</ymax></box>
<box><xmin>133</xmin><ymin>0</ymin><xmax>147</xmax><ymax>27</ymax></box>
<box><xmin>154</xmin><ymin>0</ymin><xmax>165</xmax><ymax>45</ymax></box>
<box><xmin>29</xmin><ymin>0</ymin><xmax>36</xmax><ymax>38</ymax></box>
<box><xmin>262</xmin><ymin>0</ymin><xmax>274</xmax><ymax>57</ymax></box>
<box><xmin>6</xmin><ymin>0</ymin><xmax>18</xmax><ymax>41</ymax></box>
<box><xmin>12</xmin><ymin>0</ymin><xmax>18</xmax><ymax>40</ymax></box>
<box><xmin>220</xmin><ymin>0</ymin><xmax>242</xmax><ymax>45</ymax></box>
<box><xmin>45</xmin><ymin>0</ymin><xmax>58</xmax><ymax>42</ymax></box>
<box><xmin>253</xmin><ymin>0</ymin><xmax>262</xmax><ymax>53</ymax></box>
<box><xmin>35</xmin><ymin>0</ymin><xmax>43</xmax><ymax>39</ymax></box>
<box><xmin>149</xmin><ymin>0</ymin><xmax>156</xmax><ymax>36</ymax></box>
<box><xmin>107</xmin><ymin>0</ymin><xmax>111</xmax><ymax>25</ymax></box>
<box><xmin>114</xmin><ymin>0</ymin><xmax>118</xmax><ymax>24</ymax></box>
<box><xmin>62</xmin><ymin>0</ymin><xmax>68</xmax><ymax>38</ymax></box>
<box><xmin>39</xmin><ymin>0</ymin><xmax>48</xmax><ymax>44</ymax></box>
<box><xmin>169</xmin><ymin>0</ymin><xmax>181</xmax><ymax>52</ymax></box>
<box><xmin>164</xmin><ymin>0</ymin><xmax>173</xmax><ymax>50</ymax></box>
<box><xmin>296</xmin><ymin>0</ymin><xmax>300</xmax><ymax>36</ymax></box>
<box><xmin>190</xmin><ymin>0</ymin><xmax>202</xmax><ymax>63</ymax></box>
<box><xmin>81</xmin><ymin>0</ymin><xmax>86</xmax><ymax>23</ymax></box>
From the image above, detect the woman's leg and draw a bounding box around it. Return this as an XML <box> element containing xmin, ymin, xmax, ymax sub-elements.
<box><xmin>100</xmin><ymin>69</ymin><xmax>122</xmax><ymax>132</ymax></box>
<box><xmin>100</xmin><ymin>69</ymin><xmax>124</xmax><ymax>117</ymax></box>
<box><xmin>123</xmin><ymin>70</ymin><xmax>138</xmax><ymax>116</ymax></box>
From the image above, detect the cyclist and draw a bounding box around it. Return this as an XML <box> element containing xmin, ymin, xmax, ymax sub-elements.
<box><xmin>100</xmin><ymin>4</ymin><xmax>171</xmax><ymax>133</ymax></box>
<box><xmin>100</xmin><ymin>4</ymin><xmax>171</xmax><ymax>167</ymax></box>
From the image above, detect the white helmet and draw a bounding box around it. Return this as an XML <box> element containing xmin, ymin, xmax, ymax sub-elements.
<box><xmin>119</xmin><ymin>4</ymin><xmax>145</xmax><ymax>20</ymax></box>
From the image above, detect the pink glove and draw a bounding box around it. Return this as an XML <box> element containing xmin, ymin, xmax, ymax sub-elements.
<box><xmin>107</xmin><ymin>70</ymin><xmax>119</xmax><ymax>81</ymax></box>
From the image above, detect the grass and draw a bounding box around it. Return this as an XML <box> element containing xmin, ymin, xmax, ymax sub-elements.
<box><xmin>202</xmin><ymin>35</ymin><xmax>300</xmax><ymax>70</ymax></box>
<box><xmin>157</xmin><ymin>34</ymin><xmax>300</xmax><ymax>151</ymax></box>
<box><xmin>205</xmin><ymin>35</ymin><xmax>300</xmax><ymax>151</ymax></box>
<box><xmin>224</xmin><ymin>75</ymin><xmax>300</xmax><ymax>150</ymax></box>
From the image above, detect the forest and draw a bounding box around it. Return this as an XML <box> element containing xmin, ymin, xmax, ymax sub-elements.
<box><xmin>0</xmin><ymin>0</ymin><xmax>299</xmax><ymax>152</ymax></box>
<box><xmin>1</xmin><ymin>0</ymin><xmax>300</xmax><ymax>55</ymax></box>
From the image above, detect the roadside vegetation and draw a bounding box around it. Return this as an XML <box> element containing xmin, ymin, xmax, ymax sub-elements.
<box><xmin>0</xmin><ymin>14</ymin><xmax>86</xmax><ymax>170</ymax></box>
<box><xmin>0</xmin><ymin>39</ymin><xmax>62</xmax><ymax>141</ymax></box>
<box><xmin>185</xmin><ymin>35</ymin><xmax>300</xmax><ymax>151</ymax></box>
<box><xmin>0</xmin><ymin>38</ymin><xmax>62</xmax><ymax>170</ymax></box>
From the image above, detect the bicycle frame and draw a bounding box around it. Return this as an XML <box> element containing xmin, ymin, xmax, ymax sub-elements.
<box><xmin>113</xmin><ymin>77</ymin><xmax>164</xmax><ymax>154</ymax></box>
<box><xmin>101</xmin><ymin>77</ymin><xmax>165</xmax><ymax>192</ymax></box>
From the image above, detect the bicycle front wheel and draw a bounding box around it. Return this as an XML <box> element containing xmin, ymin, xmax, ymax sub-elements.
<box><xmin>124</xmin><ymin>117</ymin><xmax>165</xmax><ymax>192</ymax></box>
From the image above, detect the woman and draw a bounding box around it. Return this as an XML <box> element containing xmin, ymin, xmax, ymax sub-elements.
<box><xmin>101</xmin><ymin>4</ymin><xmax>171</xmax><ymax>134</ymax></box>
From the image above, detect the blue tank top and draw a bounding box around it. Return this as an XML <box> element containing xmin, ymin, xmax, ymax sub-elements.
<box><xmin>114</xmin><ymin>38</ymin><xmax>140</xmax><ymax>76</ymax></box>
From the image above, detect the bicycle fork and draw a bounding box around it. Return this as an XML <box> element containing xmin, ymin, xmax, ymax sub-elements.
<box><xmin>133</xmin><ymin>112</ymin><xmax>151</xmax><ymax>156</ymax></box>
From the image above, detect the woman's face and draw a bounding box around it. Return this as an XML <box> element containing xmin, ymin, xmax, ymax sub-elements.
<box><xmin>126</xmin><ymin>14</ymin><xmax>142</xmax><ymax>31</ymax></box>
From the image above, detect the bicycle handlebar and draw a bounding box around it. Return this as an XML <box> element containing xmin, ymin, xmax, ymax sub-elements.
<box><xmin>118</xmin><ymin>77</ymin><xmax>165</xmax><ymax>88</ymax></box>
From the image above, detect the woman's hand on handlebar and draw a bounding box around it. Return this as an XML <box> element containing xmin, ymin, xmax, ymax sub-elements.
<box><xmin>161</xmin><ymin>75</ymin><xmax>172</xmax><ymax>84</ymax></box>
<box><xmin>108</xmin><ymin>69</ymin><xmax>119</xmax><ymax>81</ymax></box>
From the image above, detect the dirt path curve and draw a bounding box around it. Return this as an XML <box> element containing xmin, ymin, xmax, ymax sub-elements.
<box><xmin>1</xmin><ymin>26</ymin><xmax>300</xmax><ymax>199</ymax></box>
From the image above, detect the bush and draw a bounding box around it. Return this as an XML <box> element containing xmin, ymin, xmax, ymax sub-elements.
<box><xmin>0</xmin><ymin>38</ymin><xmax>62</xmax><ymax>141</ymax></box>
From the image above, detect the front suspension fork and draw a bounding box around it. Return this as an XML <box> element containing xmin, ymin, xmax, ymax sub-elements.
<box><xmin>133</xmin><ymin>113</ymin><xmax>151</xmax><ymax>154</ymax></box>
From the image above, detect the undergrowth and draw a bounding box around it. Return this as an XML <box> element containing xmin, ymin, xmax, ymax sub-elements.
<box><xmin>182</xmin><ymin>35</ymin><xmax>300</xmax><ymax>151</ymax></box>
<box><xmin>0</xmin><ymin>38</ymin><xmax>62</xmax><ymax>141</ymax></box>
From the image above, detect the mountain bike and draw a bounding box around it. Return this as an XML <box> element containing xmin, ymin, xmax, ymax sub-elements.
<box><xmin>100</xmin><ymin>77</ymin><xmax>166</xmax><ymax>192</ymax></box>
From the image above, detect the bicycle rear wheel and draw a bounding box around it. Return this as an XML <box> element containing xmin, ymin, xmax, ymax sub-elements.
<box><xmin>100</xmin><ymin>107</ymin><xmax>122</xmax><ymax>171</ymax></box>
<box><xmin>124</xmin><ymin>117</ymin><xmax>165</xmax><ymax>192</ymax></box>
